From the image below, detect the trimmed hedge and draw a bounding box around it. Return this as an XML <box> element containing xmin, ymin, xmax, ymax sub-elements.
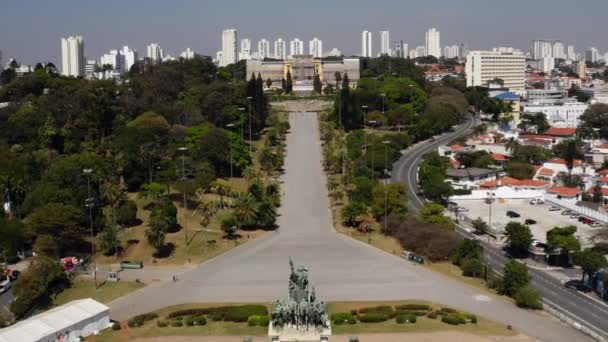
<box><xmin>358</xmin><ymin>305</ymin><xmax>393</xmax><ymax>314</ymax></box>
<box><xmin>156</xmin><ymin>320</ymin><xmax>168</xmax><ymax>327</ymax></box>
<box><xmin>427</xmin><ymin>311</ymin><xmax>438</xmax><ymax>319</ymax></box>
<box><xmin>396</xmin><ymin>314</ymin><xmax>416</xmax><ymax>324</ymax></box>
<box><xmin>441</xmin><ymin>312</ymin><xmax>475</xmax><ymax>325</ymax></box>
<box><xmin>395</xmin><ymin>304</ymin><xmax>430</xmax><ymax>311</ymax></box>
<box><xmin>247</xmin><ymin>315</ymin><xmax>269</xmax><ymax>327</ymax></box>
<box><xmin>359</xmin><ymin>313</ymin><xmax>388</xmax><ymax>323</ymax></box>
<box><xmin>171</xmin><ymin>320</ymin><xmax>184</xmax><ymax>327</ymax></box>
<box><xmin>396</xmin><ymin>310</ymin><xmax>426</xmax><ymax>317</ymax></box>
<box><xmin>331</xmin><ymin>312</ymin><xmax>355</xmax><ymax>325</ymax></box>
<box><xmin>167</xmin><ymin>305</ymin><xmax>268</xmax><ymax>322</ymax></box>
<box><xmin>128</xmin><ymin>312</ymin><xmax>159</xmax><ymax>327</ymax></box>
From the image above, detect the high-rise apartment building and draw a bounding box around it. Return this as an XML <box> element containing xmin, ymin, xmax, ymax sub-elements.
<box><xmin>121</xmin><ymin>46</ymin><xmax>138</xmax><ymax>72</ymax></box>
<box><xmin>239</xmin><ymin>39</ymin><xmax>251</xmax><ymax>60</ymax></box>
<box><xmin>379</xmin><ymin>31</ymin><xmax>391</xmax><ymax>56</ymax></box>
<box><xmin>394</xmin><ymin>41</ymin><xmax>406</xmax><ymax>58</ymax></box>
<box><xmin>61</xmin><ymin>35</ymin><xmax>85</xmax><ymax>77</ymax></box>
<box><xmin>539</xmin><ymin>56</ymin><xmax>555</xmax><ymax>73</ymax></box>
<box><xmin>444</xmin><ymin>45</ymin><xmax>460</xmax><ymax>59</ymax></box>
<box><xmin>361</xmin><ymin>30</ymin><xmax>372</xmax><ymax>57</ymax></box>
<box><xmin>100</xmin><ymin>49</ymin><xmax>123</xmax><ymax>72</ymax></box>
<box><xmin>586</xmin><ymin>47</ymin><xmax>599</xmax><ymax>63</ymax></box>
<box><xmin>274</xmin><ymin>38</ymin><xmax>286</xmax><ymax>60</ymax></box>
<box><xmin>309</xmin><ymin>37</ymin><xmax>323</xmax><ymax>58</ymax></box>
<box><xmin>465</xmin><ymin>47</ymin><xmax>526</xmax><ymax>92</ymax></box>
<box><xmin>85</xmin><ymin>60</ymin><xmax>97</xmax><ymax>79</ymax></box>
<box><xmin>221</xmin><ymin>29</ymin><xmax>238</xmax><ymax>67</ymax></box>
<box><xmin>289</xmin><ymin>38</ymin><xmax>304</xmax><ymax>58</ymax></box>
<box><xmin>552</xmin><ymin>42</ymin><xmax>565</xmax><ymax>60</ymax></box>
<box><xmin>425</xmin><ymin>28</ymin><xmax>441</xmax><ymax>58</ymax></box>
<box><xmin>146</xmin><ymin>43</ymin><xmax>163</xmax><ymax>62</ymax></box>
<box><xmin>258</xmin><ymin>39</ymin><xmax>270</xmax><ymax>60</ymax></box>
<box><xmin>574</xmin><ymin>61</ymin><xmax>586</xmax><ymax>78</ymax></box>
<box><xmin>180</xmin><ymin>48</ymin><xmax>195</xmax><ymax>60</ymax></box>
<box><xmin>567</xmin><ymin>45</ymin><xmax>577</xmax><ymax>61</ymax></box>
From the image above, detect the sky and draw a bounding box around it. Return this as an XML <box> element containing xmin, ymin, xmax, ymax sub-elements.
<box><xmin>1</xmin><ymin>0</ymin><xmax>608</xmax><ymax>65</ymax></box>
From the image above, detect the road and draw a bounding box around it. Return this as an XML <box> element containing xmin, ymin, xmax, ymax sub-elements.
<box><xmin>106</xmin><ymin>112</ymin><xmax>586</xmax><ymax>341</ymax></box>
<box><xmin>391</xmin><ymin>116</ymin><xmax>608</xmax><ymax>340</ymax></box>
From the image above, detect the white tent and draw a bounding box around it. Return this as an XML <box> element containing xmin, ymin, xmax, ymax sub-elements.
<box><xmin>0</xmin><ymin>298</ymin><xmax>110</xmax><ymax>342</ymax></box>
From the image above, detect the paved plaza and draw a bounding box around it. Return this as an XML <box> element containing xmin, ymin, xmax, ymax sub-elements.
<box><xmin>108</xmin><ymin>112</ymin><xmax>587</xmax><ymax>342</ymax></box>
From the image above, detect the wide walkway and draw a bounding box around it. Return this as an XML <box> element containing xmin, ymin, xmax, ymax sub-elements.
<box><xmin>108</xmin><ymin>113</ymin><xmax>586</xmax><ymax>342</ymax></box>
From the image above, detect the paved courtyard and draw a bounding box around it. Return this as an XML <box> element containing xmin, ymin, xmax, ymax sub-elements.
<box><xmin>455</xmin><ymin>199</ymin><xmax>600</xmax><ymax>246</ymax></box>
<box><xmin>107</xmin><ymin>113</ymin><xmax>587</xmax><ymax>342</ymax></box>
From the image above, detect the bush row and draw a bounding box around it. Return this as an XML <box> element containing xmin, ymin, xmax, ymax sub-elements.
<box><xmin>127</xmin><ymin>313</ymin><xmax>158</xmax><ymax>327</ymax></box>
<box><xmin>167</xmin><ymin>305</ymin><xmax>268</xmax><ymax>322</ymax></box>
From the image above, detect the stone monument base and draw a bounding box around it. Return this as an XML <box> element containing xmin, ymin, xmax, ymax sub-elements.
<box><xmin>268</xmin><ymin>321</ymin><xmax>331</xmax><ymax>342</ymax></box>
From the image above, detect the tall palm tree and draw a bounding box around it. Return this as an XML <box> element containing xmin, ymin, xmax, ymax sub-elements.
<box><xmin>232</xmin><ymin>194</ymin><xmax>259</xmax><ymax>228</ymax></box>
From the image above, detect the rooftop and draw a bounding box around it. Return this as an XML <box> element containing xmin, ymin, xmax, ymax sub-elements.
<box><xmin>446</xmin><ymin>167</ymin><xmax>497</xmax><ymax>179</ymax></box>
<box><xmin>547</xmin><ymin>186</ymin><xmax>582</xmax><ymax>197</ymax></box>
<box><xmin>544</xmin><ymin>127</ymin><xmax>577</xmax><ymax>137</ymax></box>
<box><xmin>546</xmin><ymin>158</ymin><xmax>582</xmax><ymax>167</ymax></box>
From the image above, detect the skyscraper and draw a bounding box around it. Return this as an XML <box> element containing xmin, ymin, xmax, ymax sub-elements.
<box><xmin>586</xmin><ymin>47</ymin><xmax>599</xmax><ymax>63</ymax></box>
<box><xmin>531</xmin><ymin>40</ymin><xmax>554</xmax><ymax>59</ymax></box>
<box><xmin>61</xmin><ymin>35</ymin><xmax>85</xmax><ymax>77</ymax></box>
<box><xmin>394</xmin><ymin>41</ymin><xmax>404</xmax><ymax>58</ymax></box>
<box><xmin>239</xmin><ymin>39</ymin><xmax>251</xmax><ymax>60</ymax></box>
<box><xmin>552</xmin><ymin>42</ymin><xmax>565</xmax><ymax>60</ymax></box>
<box><xmin>443</xmin><ymin>45</ymin><xmax>460</xmax><ymax>59</ymax></box>
<box><xmin>258</xmin><ymin>39</ymin><xmax>270</xmax><ymax>60</ymax></box>
<box><xmin>425</xmin><ymin>28</ymin><xmax>441</xmax><ymax>58</ymax></box>
<box><xmin>567</xmin><ymin>45</ymin><xmax>576</xmax><ymax>61</ymax></box>
<box><xmin>361</xmin><ymin>30</ymin><xmax>372</xmax><ymax>57</ymax></box>
<box><xmin>180</xmin><ymin>48</ymin><xmax>195</xmax><ymax>60</ymax></box>
<box><xmin>380</xmin><ymin>30</ymin><xmax>390</xmax><ymax>56</ymax></box>
<box><xmin>274</xmin><ymin>38</ymin><xmax>286</xmax><ymax>60</ymax></box>
<box><xmin>121</xmin><ymin>46</ymin><xmax>138</xmax><ymax>72</ymax></box>
<box><xmin>309</xmin><ymin>37</ymin><xmax>323</xmax><ymax>58</ymax></box>
<box><xmin>221</xmin><ymin>29</ymin><xmax>238</xmax><ymax>67</ymax></box>
<box><xmin>146</xmin><ymin>43</ymin><xmax>163</xmax><ymax>62</ymax></box>
<box><xmin>289</xmin><ymin>38</ymin><xmax>304</xmax><ymax>58</ymax></box>
<box><xmin>100</xmin><ymin>49</ymin><xmax>123</xmax><ymax>72</ymax></box>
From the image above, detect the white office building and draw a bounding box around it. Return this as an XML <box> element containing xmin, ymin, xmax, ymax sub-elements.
<box><xmin>146</xmin><ymin>43</ymin><xmax>163</xmax><ymax>62</ymax></box>
<box><xmin>567</xmin><ymin>45</ymin><xmax>577</xmax><ymax>61</ymax></box>
<box><xmin>444</xmin><ymin>45</ymin><xmax>460</xmax><ymax>59</ymax></box>
<box><xmin>586</xmin><ymin>47</ymin><xmax>600</xmax><ymax>63</ymax></box>
<box><xmin>85</xmin><ymin>60</ymin><xmax>97</xmax><ymax>79</ymax></box>
<box><xmin>257</xmin><ymin>39</ymin><xmax>270</xmax><ymax>60</ymax></box>
<box><xmin>379</xmin><ymin>30</ymin><xmax>391</xmax><ymax>56</ymax></box>
<box><xmin>121</xmin><ymin>46</ymin><xmax>137</xmax><ymax>71</ymax></box>
<box><xmin>531</xmin><ymin>40</ymin><xmax>554</xmax><ymax>59</ymax></box>
<box><xmin>239</xmin><ymin>39</ymin><xmax>251</xmax><ymax>60</ymax></box>
<box><xmin>465</xmin><ymin>47</ymin><xmax>526</xmax><ymax>93</ymax></box>
<box><xmin>274</xmin><ymin>38</ymin><xmax>286</xmax><ymax>60</ymax></box>
<box><xmin>324</xmin><ymin>48</ymin><xmax>342</xmax><ymax>57</ymax></box>
<box><xmin>411</xmin><ymin>46</ymin><xmax>426</xmax><ymax>58</ymax></box>
<box><xmin>539</xmin><ymin>56</ymin><xmax>555</xmax><ymax>73</ymax></box>
<box><xmin>425</xmin><ymin>28</ymin><xmax>441</xmax><ymax>58</ymax></box>
<box><xmin>61</xmin><ymin>35</ymin><xmax>84</xmax><ymax>77</ymax></box>
<box><xmin>180</xmin><ymin>47</ymin><xmax>195</xmax><ymax>60</ymax></box>
<box><xmin>309</xmin><ymin>37</ymin><xmax>323</xmax><ymax>58</ymax></box>
<box><xmin>361</xmin><ymin>30</ymin><xmax>372</xmax><ymax>57</ymax></box>
<box><xmin>289</xmin><ymin>38</ymin><xmax>304</xmax><ymax>58</ymax></box>
<box><xmin>100</xmin><ymin>49</ymin><xmax>123</xmax><ymax>72</ymax></box>
<box><xmin>221</xmin><ymin>29</ymin><xmax>238</xmax><ymax>67</ymax></box>
<box><xmin>521</xmin><ymin>99</ymin><xmax>589</xmax><ymax>128</ymax></box>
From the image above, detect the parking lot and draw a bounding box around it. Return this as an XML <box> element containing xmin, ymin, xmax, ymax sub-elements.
<box><xmin>454</xmin><ymin>199</ymin><xmax>601</xmax><ymax>246</ymax></box>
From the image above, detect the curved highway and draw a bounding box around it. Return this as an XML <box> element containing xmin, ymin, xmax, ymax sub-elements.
<box><xmin>391</xmin><ymin>116</ymin><xmax>608</xmax><ymax>341</ymax></box>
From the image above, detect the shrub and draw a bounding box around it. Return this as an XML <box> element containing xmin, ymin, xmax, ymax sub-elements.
<box><xmin>396</xmin><ymin>314</ymin><xmax>416</xmax><ymax>324</ymax></box>
<box><xmin>247</xmin><ymin>315</ymin><xmax>270</xmax><ymax>326</ymax></box>
<box><xmin>167</xmin><ymin>305</ymin><xmax>268</xmax><ymax>322</ymax></box>
<box><xmin>331</xmin><ymin>312</ymin><xmax>355</xmax><ymax>325</ymax></box>
<box><xmin>359</xmin><ymin>313</ymin><xmax>388</xmax><ymax>323</ymax></box>
<box><xmin>128</xmin><ymin>312</ymin><xmax>158</xmax><ymax>327</ymax></box>
<box><xmin>461</xmin><ymin>257</ymin><xmax>484</xmax><ymax>278</ymax></box>
<box><xmin>358</xmin><ymin>305</ymin><xmax>394</xmax><ymax>316</ymax></box>
<box><xmin>171</xmin><ymin>320</ymin><xmax>183</xmax><ymax>327</ymax></box>
<box><xmin>192</xmin><ymin>316</ymin><xmax>207</xmax><ymax>326</ymax></box>
<box><xmin>156</xmin><ymin>320</ymin><xmax>168</xmax><ymax>327</ymax></box>
<box><xmin>117</xmin><ymin>200</ymin><xmax>139</xmax><ymax>226</ymax></box>
<box><xmin>396</xmin><ymin>315</ymin><xmax>406</xmax><ymax>324</ymax></box>
<box><xmin>185</xmin><ymin>317</ymin><xmax>195</xmax><ymax>326</ymax></box>
<box><xmin>427</xmin><ymin>311</ymin><xmax>438</xmax><ymax>319</ymax></box>
<box><xmin>111</xmin><ymin>322</ymin><xmax>121</xmax><ymax>330</ymax></box>
<box><xmin>395</xmin><ymin>304</ymin><xmax>430</xmax><ymax>311</ymax></box>
<box><xmin>442</xmin><ymin>313</ymin><xmax>466</xmax><ymax>325</ymax></box>
<box><xmin>514</xmin><ymin>286</ymin><xmax>543</xmax><ymax>310</ymax></box>
<box><xmin>469</xmin><ymin>315</ymin><xmax>478</xmax><ymax>324</ymax></box>
<box><xmin>440</xmin><ymin>307</ymin><xmax>456</xmax><ymax>314</ymax></box>
<box><xmin>348</xmin><ymin>317</ymin><xmax>356</xmax><ymax>324</ymax></box>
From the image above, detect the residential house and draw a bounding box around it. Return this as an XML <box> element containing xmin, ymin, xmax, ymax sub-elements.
<box><xmin>445</xmin><ymin>168</ymin><xmax>497</xmax><ymax>190</ymax></box>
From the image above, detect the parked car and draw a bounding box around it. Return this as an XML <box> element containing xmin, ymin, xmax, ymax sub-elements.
<box><xmin>525</xmin><ymin>219</ymin><xmax>537</xmax><ymax>225</ymax></box>
<box><xmin>456</xmin><ymin>207</ymin><xmax>469</xmax><ymax>212</ymax></box>
<box><xmin>549</xmin><ymin>206</ymin><xmax>561</xmax><ymax>211</ymax></box>
<box><xmin>530</xmin><ymin>198</ymin><xmax>545</xmax><ymax>205</ymax></box>
<box><xmin>580</xmin><ymin>217</ymin><xmax>592</xmax><ymax>224</ymax></box>
<box><xmin>0</xmin><ymin>279</ymin><xmax>10</xmax><ymax>294</ymax></box>
<box><xmin>570</xmin><ymin>213</ymin><xmax>580</xmax><ymax>219</ymax></box>
<box><xmin>591</xmin><ymin>222</ymin><xmax>604</xmax><ymax>228</ymax></box>
<box><xmin>562</xmin><ymin>210</ymin><xmax>572</xmax><ymax>215</ymax></box>
<box><xmin>506</xmin><ymin>211</ymin><xmax>520</xmax><ymax>218</ymax></box>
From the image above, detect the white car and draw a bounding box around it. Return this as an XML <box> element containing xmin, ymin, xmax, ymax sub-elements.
<box><xmin>0</xmin><ymin>279</ymin><xmax>11</xmax><ymax>294</ymax></box>
<box><xmin>529</xmin><ymin>198</ymin><xmax>545</xmax><ymax>205</ymax></box>
<box><xmin>456</xmin><ymin>207</ymin><xmax>469</xmax><ymax>212</ymax></box>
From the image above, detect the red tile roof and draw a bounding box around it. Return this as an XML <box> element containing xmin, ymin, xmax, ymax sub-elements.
<box><xmin>547</xmin><ymin>186</ymin><xmax>582</xmax><ymax>197</ymax></box>
<box><xmin>450</xmin><ymin>144</ymin><xmax>464</xmax><ymax>151</ymax></box>
<box><xmin>480</xmin><ymin>177</ymin><xmax>548</xmax><ymax>189</ymax></box>
<box><xmin>491</xmin><ymin>153</ymin><xmax>508</xmax><ymax>161</ymax></box>
<box><xmin>544</xmin><ymin>127</ymin><xmax>577</xmax><ymax>137</ymax></box>
<box><xmin>595</xmin><ymin>144</ymin><xmax>608</xmax><ymax>149</ymax></box>
<box><xmin>518</xmin><ymin>179</ymin><xmax>550</xmax><ymax>187</ymax></box>
<box><xmin>547</xmin><ymin>158</ymin><xmax>582</xmax><ymax>167</ymax></box>
<box><xmin>586</xmin><ymin>187</ymin><xmax>608</xmax><ymax>196</ymax></box>
<box><xmin>598</xmin><ymin>177</ymin><xmax>608</xmax><ymax>183</ymax></box>
<box><xmin>538</xmin><ymin>167</ymin><xmax>555</xmax><ymax>176</ymax></box>
<box><xmin>519</xmin><ymin>134</ymin><xmax>554</xmax><ymax>140</ymax></box>
<box><xmin>599</xmin><ymin>169</ymin><xmax>608</xmax><ymax>175</ymax></box>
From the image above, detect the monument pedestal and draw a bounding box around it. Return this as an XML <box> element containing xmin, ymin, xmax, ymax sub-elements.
<box><xmin>268</xmin><ymin>321</ymin><xmax>331</xmax><ymax>342</ymax></box>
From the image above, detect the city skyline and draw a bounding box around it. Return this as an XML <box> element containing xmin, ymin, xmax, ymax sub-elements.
<box><xmin>2</xmin><ymin>0</ymin><xmax>608</xmax><ymax>65</ymax></box>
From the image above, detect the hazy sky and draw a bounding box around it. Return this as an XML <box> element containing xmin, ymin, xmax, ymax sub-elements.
<box><xmin>2</xmin><ymin>0</ymin><xmax>607</xmax><ymax>65</ymax></box>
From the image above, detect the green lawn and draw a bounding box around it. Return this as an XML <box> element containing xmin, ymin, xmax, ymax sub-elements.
<box><xmin>53</xmin><ymin>279</ymin><xmax>145</xmax><ymax>306</ymax></box>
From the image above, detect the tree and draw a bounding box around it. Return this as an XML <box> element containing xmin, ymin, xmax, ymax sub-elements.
<box><xmin>220</xmin><ymin>212</ymin><xmax>238</xmax><ymax>239</ymax></box>
<box><xmin>371</xmin><ymin>183</ymin><xmax>407</xmax><ymax>219</ymax></box>
<box><xmin>127</xmin><ymin>111</ymin><xmax>171</xmax><ymax>137</ymax></box>
<box><xmin>232</xmin><ymin>194</ymin><xmax>259</xmax><ymax>228</ymax></box>
<box><xmin>26</xmin><ymin>203</ymin><xmax>86</xmax><ymax>254</ymax></box>
<box><xmin>514</xmin><ymin>286</ymin><xmax>543</xmax><ymax>310</ymax></box>
<box><xmin>32</xmin><ymin>235</ymin><xmax>58</xmax><ymax>258</ymax></box>
<box><xmin>101</xmin><ymin>182</ymin><xmax>124</xmax><ymax>230</ymax></box>
<box><xmin>452</xmin><ymin>239</ymin><xmax>483</xmax><ymax>266</ymax></box>
<box><xmin>564</xmin><ymin>139</ymin><xmax>577</xmax><ymax>174</ymax></box>
<box><xmin>145</xmin><ymin>212</ymin><xmax>168</xmax><ymax>250</ymax></box>
<box><xmin>506</xmin><ymin>161</ymin><xmax>535</xmax><ymax>180</ymax></box>
<box><xmin>138</xmin><ymin>182</ymin><xmax>165</xmax><ymax>201</ymax></box>
<box><xmin>266</xmin><ymin>78</ymin><xmax>272</xmax><ymax>89</ymax></box>
<box><xmin>11</xmin><ymin>256</ymin><xmax>69</xmax><ymax>319</ymax></box>
<box><xmin>547</xmin><ymin>225</ymin><xmax>580</xmax><ymax>254</ymax></box>
<box><xmin>285</xmin><ymin>70</ymin><xmax>293</xmax><ymax>93</ymax></box>
<box><xmin>574</xmin><ymin>249</ymin><xmax>608</xmax><ymax>281</ymax></box>
<box><xmin>499</xmin><ymin>260</ymin><xmax>529</xmax><ymax>296</ymax></box>
<box><xmin>334</xmin><ymin>71</ymin><xmax>342</xmax><ymax>89</ymax></box>
<box><xmin>471</xmin><ymin>217</ymin><xmax>488</xmax><ymax>235</ymax></box>
<box><xmin>518</xmin><ymin>113</ymin><xmax>549</xmax><ymax>133</ymax></box>
<box><xmin>117</xmin><ymin>200</ymin><xmax>139</xmax><ymax>226</ymax></box>
<box><xmin>504</xmin><ymin>222</ymin><xmax>533</xmax><ymax>258</ymax></box>
<box><xmin>418</xmin><ymin>203</ymin><xmax>454</xmax><ymax>229</ymax></box>
<box><xmin>461</xmin><ymin>257</ymin><xmax>484</xmax><ymax>278</ymax></box>
<box><xmin>577</xmin><ymin>103</ymin><xmax>608</xmax><ymax>140</ymax></box>
<box><xmin>98</xmin><ymin>224</ymin><xmax>121</xmax><ymax>256</ymax></box>
<box><xmin>341</xmin><ymin>201</ymin><xmax>368</xmax><ymax>227</ymax></box>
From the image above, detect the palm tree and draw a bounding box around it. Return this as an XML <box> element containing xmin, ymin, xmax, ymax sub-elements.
<box><xmin>145</xmin><ymin>225</ymin><xmax>166</xmax><ymax>250</ymax></box>
<box><xmin>232</xmin><ymin>194</ymin><xmax>259</xmax><ymax>228</ymax></box>
<box><xmin>505</xmin><ymin>137</ymin><xmax>521</xmax><ymax>154</ymax></box>
<box><xmin>101</xmin><ymin>182</ymin><xmax>125</xmax><ymax>230</ymax></box>
<box><xmin>210</xmin><ymin>180</ymin><xmax>233</xmax><ymax>209</ymax></box>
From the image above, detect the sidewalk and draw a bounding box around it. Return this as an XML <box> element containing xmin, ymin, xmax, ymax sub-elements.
<box><xmin>79</xmin><ymin>264</ymin><xmax>197</xmax><ymax>282</ymax></box>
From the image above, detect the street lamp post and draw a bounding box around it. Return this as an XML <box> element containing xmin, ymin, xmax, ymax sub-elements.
<box><xmin>247</xmin><ymin>96</ymin><xmax>253</xmax><ymax>154</ymax></box>
<box><xmin>361</xmin><ymin>105</ymin><xmax>368</xmax><ymax>154</ymax></box>
<box><xmin>178</xmin><ymin>146</ymin><xmax>190</xmax><ymax>262</ymax></box>
<box><xmin>368</xmin><ymin>120</ymin><xmax>377</xmax><ymax>181</ymax></box>
<box><xmin>83</xmin><ymin>168</ymin><xmax>97</xmax><ymax>288</ymax></box>
<box><xmin>226</xmin><ymin>124</ymin><xmax>235</xmax><ymax>178</ymax></box>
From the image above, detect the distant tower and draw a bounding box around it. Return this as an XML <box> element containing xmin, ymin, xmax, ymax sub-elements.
<box><xmin>258</xmin><ymin>39</ymin><xmax>270</xmax><ymax>60</ymax></box>
<box><xmin>425</xmin><ymin>28</ymin><xmax>441</xmax><ymax>58</ymax></box>
<box><xmin>289</xmin><ymin>38</ymin><xmax>304</xmax><ymax>58</ymax></box>
<box><xmin>239</xmin><ymin>39</ymin><xmax>251</xmax><ymax>60</ymax></box>
<box><xmin>146</xmin><ymin>43</ymin><xmax>163</xmax><ymax>62</ymax></box>
<box><xmin>221</xmin><ymin>29</ymin><xmax>238</xmax><ymax>66</ymax></box>
<box><xmin>274</xmin><ymin>38</ymin><xmax>286</xmax><ymax>60</ymax></box>
<box><xmin>361</xmin><ymin>30</ymin><xmax>372</xmax><ymax>57</ymax></box>
<box><xmin>380</xmin><ymin>31</ymin><xmax>390</xmax><ymax>56</ymax></box>
<box><xmin>309</xmin><ymin>37</ymin><xmax>323</xmax><ymax>58</ymax></box>
<box><xmin>61</xmin><ymin>35</ymin><xmax>85</xmax><ymax>77</ymax></box>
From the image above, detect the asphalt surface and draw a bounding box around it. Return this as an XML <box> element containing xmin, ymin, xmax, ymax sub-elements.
<box><xmin>391</xmin><ymin>116</ymin><xmax>607</xmax><ymax>341</ymax></box>
<box><xmin>106</xmin><ymin>112</ymin><xmax>586</xmax><ymax>342</ymax></box>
